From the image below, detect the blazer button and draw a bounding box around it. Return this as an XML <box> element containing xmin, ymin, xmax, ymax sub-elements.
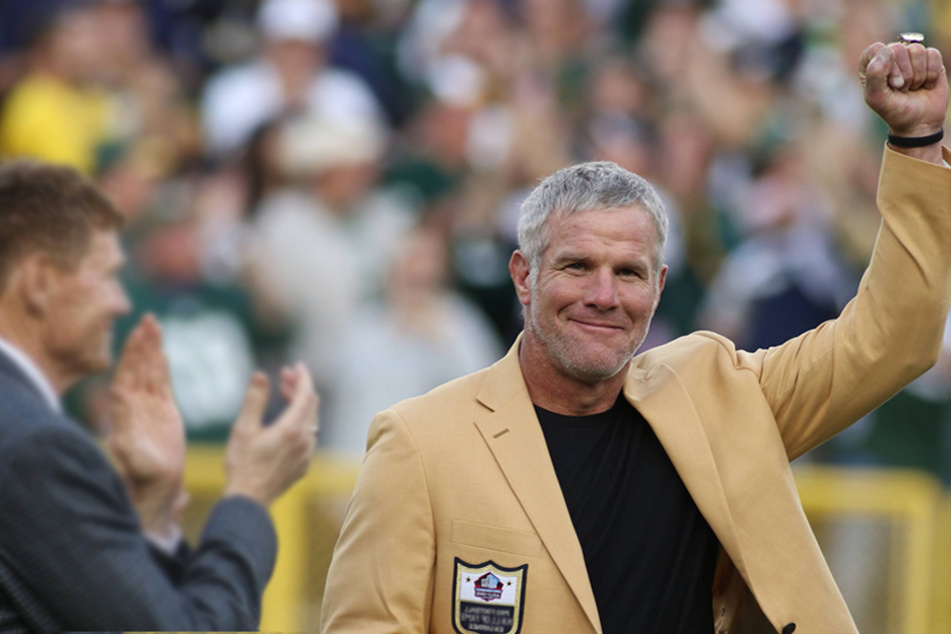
<box><xmin>782</xmin><ymin>624</ymin><xmax>796</xmax><ymax>634</ymax></box>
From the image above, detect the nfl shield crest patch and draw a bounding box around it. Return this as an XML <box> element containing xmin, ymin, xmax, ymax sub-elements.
<box><xmin>452</xmin><ymin>558</ymin><xmax>527</xmax><ymax>634</ymax></box>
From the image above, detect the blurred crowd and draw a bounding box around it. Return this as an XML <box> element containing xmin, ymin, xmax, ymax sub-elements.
<box><xmin>3</xmin><ymin>0</ymin><xmax>951</xmax><ymax>476</ymax></box>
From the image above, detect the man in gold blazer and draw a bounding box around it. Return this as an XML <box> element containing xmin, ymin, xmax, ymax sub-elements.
<box><xmin>321</xmin><ymin>41</ymin><xmax>951</xmax><ymax>633</ymax></box>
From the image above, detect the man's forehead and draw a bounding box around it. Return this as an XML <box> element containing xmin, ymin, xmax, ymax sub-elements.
<box><xmin>541</xmin><ymin>205</ymin><xmax>661</xmax><ymax>264</ymax></box>
<box><xmin>552</xmin><ymin>201</ymin><xmax>649</xmax><ymax>217</ymax></box>
<box><xmin>548</xmin><ymin>204</ymin><xmax>656</xmax><ymax>235</ymax></box>
<box><xmin>83</xmin><ymin>229</ymin><xmax>125</xmax><ymax>266</ymax></box>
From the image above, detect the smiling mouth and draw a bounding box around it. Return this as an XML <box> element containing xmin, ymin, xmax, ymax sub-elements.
<box><xmin>570</xmin><ymin>319</ymin><xmax>624</xmax><ymax>331</ymax></box>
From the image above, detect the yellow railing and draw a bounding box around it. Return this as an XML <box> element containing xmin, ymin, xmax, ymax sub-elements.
<box><xmin>181</xmin><ymin>448</ymin><xmax>361</xmax><ymax>632</ymax></box>
<box><xmin>934</xmin><ymin>496</ymin><xmax>951</xmax><ymax>633</ymax></box>
<box><xmin>794</xmin><ymin>466</ymin><xmax>942</xmax><ymax>634</ymax></box>
<box><xmin>181</xmin><ymin>451</ymin><xmax>951</xmax><ymax>633</ymax></box>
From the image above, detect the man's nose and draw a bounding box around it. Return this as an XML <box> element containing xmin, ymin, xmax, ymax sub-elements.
<box><xmin>584</xmin><ymin>269</ymin><xmax>619</xmax><ymax>310</ymax></box>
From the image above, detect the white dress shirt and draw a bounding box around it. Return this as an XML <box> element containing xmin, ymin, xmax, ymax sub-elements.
<box><xmin>0</xmin><ymin>336</ymin><xmax>61</xmax><ymax>413</ymax></box>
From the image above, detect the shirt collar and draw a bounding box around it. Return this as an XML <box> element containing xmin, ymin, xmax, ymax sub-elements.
<box><xmin>0</xmin><ymin>336</ymin><xmax>62</xmax><ymax>413</ymax></box>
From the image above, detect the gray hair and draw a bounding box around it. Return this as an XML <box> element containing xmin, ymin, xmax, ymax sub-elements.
<box><xmin>517</xmin><ymin>161</ymin><xmax>668</xmax><ymax>280</ymax></box>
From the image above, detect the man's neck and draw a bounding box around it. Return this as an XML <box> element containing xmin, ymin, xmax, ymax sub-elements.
<box><xmin>0</xmin><ymin>331</ymin><xmax>63</xmax><ymax>412</ymax></box>
<box><xmin>0</xmin><ymin>312</ymin><xmax>67</xmax><ymax>398</ymax></box>
<box><xmin>518</xmin><ymin>334</ymin><xmax>628</xmax><ymax>416</ymax></box>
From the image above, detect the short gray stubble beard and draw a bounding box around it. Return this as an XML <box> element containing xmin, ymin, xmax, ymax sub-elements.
<box><xmin>525</xmin><ymin>281</ymin><xmax>641</xmax><ymax>383</ymax></box>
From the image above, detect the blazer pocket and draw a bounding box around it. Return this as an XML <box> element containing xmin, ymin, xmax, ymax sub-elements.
<box><xmin>451</xmin><ymin>519</ymin><xmax>542</xmax><ymax>558</ymax></box>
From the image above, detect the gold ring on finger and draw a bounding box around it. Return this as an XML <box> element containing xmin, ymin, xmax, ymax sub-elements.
<box><xmin>898</xmin><ymin>32</ymin><xmax>925</xmax><ymax>45</ymax></box>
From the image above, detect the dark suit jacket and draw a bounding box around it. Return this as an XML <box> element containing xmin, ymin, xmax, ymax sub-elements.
<box><xmin>0</xmin><ymin>348</ymin><xmax>277</xmax><ymax>632</ymax></box>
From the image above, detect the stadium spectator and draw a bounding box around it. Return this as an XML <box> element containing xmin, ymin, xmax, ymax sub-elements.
<box><xmin>114</xmin><ymin>176</ymin><xmax>288</xmax><ymax>442</ymax></box>
<box><xmin>249</xmin><ymin>114</ymin><xmax>415</xmax><ymax>392</ymax></box>
<box><xmin>325</xmin><ymin>224</ymin><xmax>504</xmax><ymax>454</ymax></box>
<box><xmin>697</xmin><ymin>140</ymin><xmax>855</xmax><ymax>351</ymax></box>
<box><xmin>200</xmin><ymin>0</ymin><xmax>383</xmax><ymax>157</ymax></box>
<box><xmin>0</xmin><ymin>2</ymin><xmax>113</xmax><ymax>173</ymax></box>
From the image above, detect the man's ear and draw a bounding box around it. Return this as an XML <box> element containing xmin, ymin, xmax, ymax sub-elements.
<box><xmin>652</xmin><ymin>264</ymin><xmax>668</xmax><ymax>312</ymax></box>
<box><xmin>16</xmin><ymin>252</ymin><xmax>61</xmax><ymax>317</ymax></box>
<box><xmin>509</xmin><ymin>250</ymin><xmax>532</xmax><ymax>307</ymax></box>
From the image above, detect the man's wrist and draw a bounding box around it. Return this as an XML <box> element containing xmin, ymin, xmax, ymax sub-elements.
<box><xmin>224</xmin><ymin>484</ymin><xmax>271</xmax><ymax>508</ymax></box>
<box><xmin>887</xmin><ymin>137</ymin><xmax>945</xmax><ymax>165</ymax></box>
<box><xmin>888</xmin><ymin>121</ymin><xmax>945</xmax><ymax>137</ymax></box>
<box><xmin>145</xmin><ymin>525</ymin><xmax>183</xmax><ymax>556</ymax></box>
<box><xmin>887</xmin><ymin>128</ymin><xmax>944</xmax><ymax>148</ymax></box>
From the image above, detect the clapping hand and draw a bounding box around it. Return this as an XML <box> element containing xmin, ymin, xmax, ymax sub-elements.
<box><xmin>109</xmin><ymin>314</ymin><xmax>187</xmax><ymax>541</ymax></box>
<box><xmin>224</xmin><ymin>364</ymin><xmax>320</xmax><ymax>507</ymax></box>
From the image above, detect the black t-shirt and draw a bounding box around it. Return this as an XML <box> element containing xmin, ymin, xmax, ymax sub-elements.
<box><xmin>536</xmin><ymin>395</ymin><xmax>720</xmax><ymax>634</ymax></box>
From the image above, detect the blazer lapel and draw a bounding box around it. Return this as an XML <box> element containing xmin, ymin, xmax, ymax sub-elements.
<box><xmin>471</xmin><ymin>342</ymin><xmax>749</xmax><ymax>633</ymax></box>
<box><xmin>474</xmin><ymin>342</ymin><xmax>603</xmax><ymax>634</ymax></box>
<box><xmin>623</xmin><ymin>363</ymin><xmax>746</xmax><ymax>574</ymax></box>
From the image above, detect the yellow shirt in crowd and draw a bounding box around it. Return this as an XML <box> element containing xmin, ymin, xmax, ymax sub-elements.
<box><xmin>0</xmin><ymin>73</ymin><xmax>110</xmax><ymax>174</ymax></box>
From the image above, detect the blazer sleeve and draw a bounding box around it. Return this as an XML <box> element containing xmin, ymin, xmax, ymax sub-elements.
<box><xmin>321</xmin><ymin>408</ymin><xmax>436</xmax><ymax>633</ymax></box>
<box><xmin>146</xmin><ymin>537</ymin><xmax>191</xmax><ymax>585</ymax></box>
<box><xmin>739</xmin><ymin>146</ymin><xmax>951</xmax><ymax>459</ymax></box>
<box><xmin>0</xmin><ymin>421</ymin><xmax>277</xmax><ymax>631</ymax></box>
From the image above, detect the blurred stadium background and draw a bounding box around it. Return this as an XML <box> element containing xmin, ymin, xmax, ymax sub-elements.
<box><xmin>3</xmin><ymin>0</ymin><xmax>951</xmax><ymax>630</ymax></box>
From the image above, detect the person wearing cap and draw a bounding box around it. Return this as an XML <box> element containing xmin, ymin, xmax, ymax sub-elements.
<box><xmin>321</xmin><ymin>40</ymin><xmax>951</xmax><ymax>634</ymax></box>
<box><xmin>200</xmin><ymin>0</ymin><xmax>383</xmax><ymax>157</ymax></box>
<box><xmin>249</xmin><ymin>114</ymin><xmax>415</xmax><ymax>399</ymax></box>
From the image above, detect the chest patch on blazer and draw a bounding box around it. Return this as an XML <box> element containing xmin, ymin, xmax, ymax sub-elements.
<box><xmin>452</xmin><ymin>558</ymin><xmax>527</xmax><ymax>634</ymax></box>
